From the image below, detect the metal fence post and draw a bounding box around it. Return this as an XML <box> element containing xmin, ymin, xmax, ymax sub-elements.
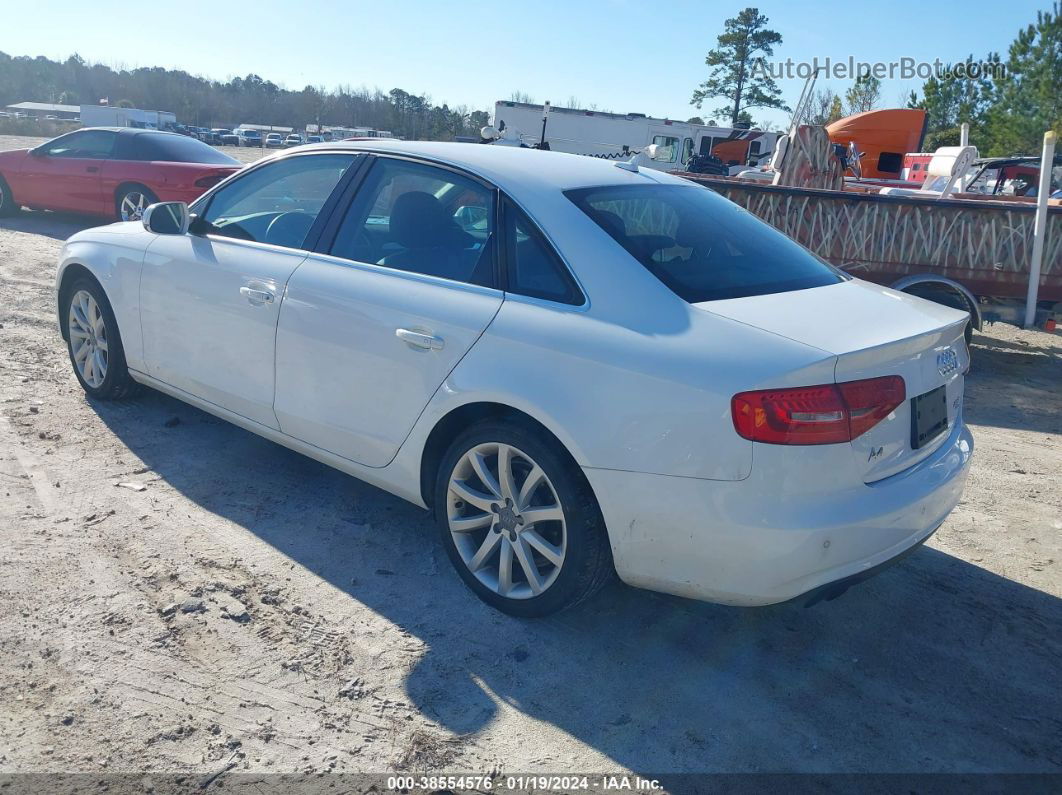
<box><xmin>1025</xmin><ymin>131</ymin><xmax>1057</xmax><ymax>329</ymax></box>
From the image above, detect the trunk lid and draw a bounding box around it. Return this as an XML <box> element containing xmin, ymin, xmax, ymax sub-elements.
<box><xmin>699</xmin><ymin>279</ymin><xmax>970</xmax><ymax>482</ymax></box>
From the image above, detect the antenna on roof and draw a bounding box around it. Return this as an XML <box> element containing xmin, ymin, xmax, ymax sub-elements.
<box><xmin>615</xmin><ymin>143</ymin><xmax>659</xmax><ymax>172</ymax></box>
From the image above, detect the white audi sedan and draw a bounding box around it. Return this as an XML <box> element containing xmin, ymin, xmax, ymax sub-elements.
<box><xmin>55</xmin><ymin>141</ymin><xmax>973</xmax><ymax>616</ymax></box>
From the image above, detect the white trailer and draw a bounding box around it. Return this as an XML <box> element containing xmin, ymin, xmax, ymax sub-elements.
<box><xmin>491</xmin><ymin>100</ymin><xmax>778</xmax><ymax>173</ymax></box>
<box><xmin>80</xmin><ymin>105</ymin><xmax>176</xmax><ymax>130</ymax></box>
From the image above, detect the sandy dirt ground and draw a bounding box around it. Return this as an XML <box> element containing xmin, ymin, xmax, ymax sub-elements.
<box><xmin>0</xmin><ymin>134</ymin><xmax>1060</xmax><ymax>784</ymax></box>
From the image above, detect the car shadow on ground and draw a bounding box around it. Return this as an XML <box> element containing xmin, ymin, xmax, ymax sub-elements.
<box><xmin>0</xmin><ymin>208</ymin><xmax>105</xmax><ymax>240</ymax></box>
<box><xmin>89</xmin><ymin>383</ymin><xmax>1062</xmax><ymax>777</ymax></box>
<box><xmin>966</xmin><ymin>331</ymin><xmax>1062</xmax><ymax>436</ymax></box>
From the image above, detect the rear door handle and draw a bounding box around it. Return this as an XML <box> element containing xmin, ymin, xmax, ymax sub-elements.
<box><xmin>396</xmin><ymin>328</ymin><xmax>444</xmax><ymax>351</ymax></box>
<box><xmin>86</xmin><ymin>166</ymin><xmax>99</xmax><ymax>173</ymax></box>
<box><xmin>240</xmin><ymin>286</ymin><xmax>275</xmax><ymax>304</ymax></box>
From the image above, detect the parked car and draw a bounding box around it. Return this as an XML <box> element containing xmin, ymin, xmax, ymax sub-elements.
<box><xmin>220</xmin><ymin>130</ymin><xmax>240</xmax><ymax>146</ymax></box>
<box><xmin>265</xmin><ymin>133</ymin><xmax>284</xmax><ymax>149</ymax></box>
<box><xmin>307</xmin><ymin>135</ymin><xmax>323</xmax><ymax>144</ymax></box>
<box><xmin>0</xmin><ymin>127</ymin><xmax>241</xmax><ymax>221</ymax></box>
<box><xmin>52</xmin><ymin>141</ymin><xmax>973</xmax><ymax>616</ymax></box>
<box><xmin>237</xmin><ymin>129</ymin><xmax>262</xmax><ymax>147</ymax></box>
<box><xmin>209</xmin><ymin>129</ymin><xmax>230</xmax><ymax>145</ymax></box>
<box><xmin>284</xmin><ymin>133</ymin><xmax>304</xmax><ymax>147</ymax></box>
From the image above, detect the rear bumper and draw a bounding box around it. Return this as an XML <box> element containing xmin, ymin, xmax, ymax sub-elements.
<box><xmin>584</xmin><ymin>417</ymin><xmax>973</xmax><ymax>606</ymax></box>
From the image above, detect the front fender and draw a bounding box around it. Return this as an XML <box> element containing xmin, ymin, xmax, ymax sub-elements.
<box><xmin>56</xmin><ymin>224</ymin><xmax>156</xmax><ymax>371</ymax></box>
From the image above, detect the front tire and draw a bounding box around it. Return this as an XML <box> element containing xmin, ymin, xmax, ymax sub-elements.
<box><xmin>0</xmin><ymin>175</ymin><xmax>18</xmax><ymax>217</ymax></box>
<box><xmin>63</xmin><ymin>278</ymin><xmax>137</xmax><ymax>400</ymax></box>
<box><xmin>434</xmin><ymin>420</ymin><xmax>613</xmax><ymax>617</ymax></box>
<box><xmin>115</xmin><ymin>185</ymin><xmax>158</xmax><ymax>222</ymax></box>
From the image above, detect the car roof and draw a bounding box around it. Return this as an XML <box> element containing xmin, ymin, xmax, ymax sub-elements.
<box><xmin>77</xmin><ymin>127</ymin><xmax>186</xmax><ymax>138</ymax></box>
<box><xmin>297</xmin><ymin>139</ymin><xmax>687</xmax><ymax>192</ymax></box>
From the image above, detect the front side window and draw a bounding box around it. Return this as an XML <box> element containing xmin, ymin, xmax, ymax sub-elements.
<box><xmin>42</xmin><ymin>130</ymin><xmax>116</xmax><ymax>159</ymax></box>
<box><xmin>329</xmin><ymin>157</ymin><xmax>495</xmax><ymax>287</ymax></box>
<box><xmin>651</xmin><ymin>135</ymin><xmax>679</xmax><ymax>163</ymax></box>
<box><xmin>504</xmin><ymin>202</ymin><xmax>582</xmax><ymax>305</ymax></box>
<box><xmin>198</xmin><ymin>153</ymin><xmax>356</xmax><ymax>249</ymax></box>
<box><xmin>566</xmin><ymin>184</ymin><xmax>845</xmax><ymax>303</ymax></box>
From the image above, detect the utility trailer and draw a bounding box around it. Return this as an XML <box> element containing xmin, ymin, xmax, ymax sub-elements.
<box><xmin>684</xmin><ymin>174</ymin><xmax>1062</xmax><ymax>331</ymax></box>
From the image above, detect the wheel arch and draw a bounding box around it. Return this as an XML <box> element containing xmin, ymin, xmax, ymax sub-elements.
<box><xmin>418</xmin><ymin>401</ymin><xmax>596</xmax><ymax>514</ymax></box>
<box><xmin>56</xmin><ymin>262</ymin><xmax>104</xmax><ymax>341</ymax></box>
<box><xmin>890</xmin><ymin>274</ymin><xmax>982</xmax><ymax>330</ymax></box>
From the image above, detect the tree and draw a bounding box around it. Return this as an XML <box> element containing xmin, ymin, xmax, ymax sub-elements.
<box><xmin>690</xmin><ymin>7</ymin><xmax>789</xmax><ymax>126</ymax></box>
<box><xmin>908</xmin><ymin>54</ymin><xmax>998</xmax><ymax>134</ymax></box>
<box><xmin>687</xmin><ymin>116</ymin><xmax>704</xmax><ymax>125</ymax></box>
<box><xmin>982</xmin><ymin>2</ymin><xmax>1061</xmax><ymax>155</ymax></box>
<box><xmin>802</xmin><ymin>89</ymin><xmax>844</xmax><ymax>125</ymax></box>
<box><xmin>844</xmin><ymin>73</ymin><xmax>881</xmax><ymax>115</ymax></box>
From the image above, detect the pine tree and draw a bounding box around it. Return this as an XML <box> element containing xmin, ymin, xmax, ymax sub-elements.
<box><xmin>690</xmin><ymin>7</ymin><xmax>789</xmax><ymax>126</ymax></box>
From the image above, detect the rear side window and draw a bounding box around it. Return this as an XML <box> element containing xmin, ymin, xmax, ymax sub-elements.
<box><xmin>132</xmin><ymin>133</ymin><xmax>238</xmax><ymax>165</ymax></box>
<box><xmin>504</xmin><ymin>202</ymin><xmax>582</xmax><ymax>305</ymax></box>
<box><xmin>565</xmin><ymin>184</ymin><xmax>844</xmax><ymax>303</ymax></box>
<box><xmin>329</xmin><ymin>157</ymin><xmax>496</xmax><ymax>288</ymax></box>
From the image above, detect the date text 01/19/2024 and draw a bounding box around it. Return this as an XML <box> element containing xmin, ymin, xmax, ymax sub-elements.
<box><xmin>386</xmin><ymin>775</ymin><xmax>664</xmax><ymax>791</ymax></box>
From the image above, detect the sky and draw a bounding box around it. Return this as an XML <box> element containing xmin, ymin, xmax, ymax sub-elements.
<box><xmin>2</xmin><ymin>0</ymin><xmax>1052</xmax><ymax>129</ymax></box>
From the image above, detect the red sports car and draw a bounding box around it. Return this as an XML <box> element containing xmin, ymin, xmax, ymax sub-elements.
<box><xmin>0</xmin><ymin>127</ymin><xmax>242</xmax><ymax>222</ymax></box>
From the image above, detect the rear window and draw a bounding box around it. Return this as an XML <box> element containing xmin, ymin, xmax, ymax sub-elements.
<box><xmin>133</xmin><ymin>133</ymin><xmax>238</xmax><ymax>165</ymax></box>
<box><xmin>565</xmin><ymin>184</ymin><xmax>844</xmax><ymax>302</ymax></box>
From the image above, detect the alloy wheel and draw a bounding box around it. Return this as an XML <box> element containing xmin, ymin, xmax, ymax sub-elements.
<box><xmin>68</xmin><ymin>289</ymin><xmax>108</xmax><ymax>388</ymax></box>
<box><xmin>119</xmin><ymin>191</ymin><xmax>148</xmax><ymax>222</ymax></box>
<box><xmin>447</xmin><ymin>442</ymin><xmax>567</xmax><ymax>599</ymax></box>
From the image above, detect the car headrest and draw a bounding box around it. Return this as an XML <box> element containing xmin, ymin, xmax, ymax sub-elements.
<box><xmin>594</xmin><ymin>210</ymin><xmax>627</xmax><ymax>239</ymax></box>
<box><xmin>389</xmin><ymin>191</ymin><xmax>463</xmax><ymax>249</ymax></box>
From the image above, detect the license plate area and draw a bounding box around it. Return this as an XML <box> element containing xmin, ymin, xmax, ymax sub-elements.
<box><xmin>911</xmin><ymin>385</ymin><xmax>948</xmax><ymax>449</ymax></box>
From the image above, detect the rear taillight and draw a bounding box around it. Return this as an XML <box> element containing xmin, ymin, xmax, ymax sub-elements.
<box><xmin>194</xmin><ymin>174</ymin><xmax>226</xmax><ymax>189</ymax></box>
<box><xmin>731</xmin><ymin>376</ymin><xmax>905</xmax><ymax>445</ymax></box>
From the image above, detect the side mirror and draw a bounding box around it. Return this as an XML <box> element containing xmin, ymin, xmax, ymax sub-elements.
<box><xmin>142</xmin><ymin>201</ymin><xmax>190</xmax><ymax>235</ymax></box>
<box><xmin>29</xmin><ymin>147</ymin><xmax>47</xmax><ymax>157</ymax></box>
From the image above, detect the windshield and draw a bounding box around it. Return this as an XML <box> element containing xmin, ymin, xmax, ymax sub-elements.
<box><xmin>565</xmin><ymin>184</ymin><xmax>845</xmax><ymax>302</ymax></box>
<box><xmin>133</xmin><ymin>133</ymin><xmax>239</xmax><ymax>165</ymax></box>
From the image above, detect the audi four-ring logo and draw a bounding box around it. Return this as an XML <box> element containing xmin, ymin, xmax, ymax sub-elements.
<box><xmin>937</xmin><ymin>348</ymin><xmax>959</xmax><ymax>376</ymax></box>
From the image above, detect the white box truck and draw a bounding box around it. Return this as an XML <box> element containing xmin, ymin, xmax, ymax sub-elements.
<box><xmin>490</xmin><ymin>100</ymin><xmax>778</xmax><ymax>173</ymax></box>
<box><xmin>80</xmin><ymin>105</ymin><xmax>177</xmax><ymax>130</ymax></box>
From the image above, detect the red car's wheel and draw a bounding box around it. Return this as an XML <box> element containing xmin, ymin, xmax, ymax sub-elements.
<box><xmin>115</xmin><ymin>185</ymin><xmax>158</xmax><ymax>222</ymax></box>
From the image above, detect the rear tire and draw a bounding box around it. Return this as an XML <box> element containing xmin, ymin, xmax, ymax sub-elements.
<box><xmin>434</xmin><ymin>420</ymin><xmax>613</xmax><ymax>617</ymax></box>
<box><xmin>63</xmin><ymin>277</ymin><xmax>137</xmax><ymax>400</ymax></box>
<box><xmin>115</xmin><ymin>184</ymin><xmax>158</xmax><ymax>222</ymax></box>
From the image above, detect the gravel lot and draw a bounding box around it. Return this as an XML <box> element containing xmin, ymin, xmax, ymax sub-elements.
<box><xmin>0</xmin><ymin>134</ymin><xmax>1060</xmax><ymax>783</ymax></box>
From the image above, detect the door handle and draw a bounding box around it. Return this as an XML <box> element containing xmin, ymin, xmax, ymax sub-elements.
<box><xmin>86</xmin><ymin>166</ymin><xmax>99</xmax><ymax>173</ymax></box>
<box><xmin>396</xmin><ymin>328</ymin><xmax>444</xmax><ymax>351</ymax></box>
<box><xmin>240</xmin><ymin>286</ymin><xmax>275</xmax><ymax>304</ymax></box>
